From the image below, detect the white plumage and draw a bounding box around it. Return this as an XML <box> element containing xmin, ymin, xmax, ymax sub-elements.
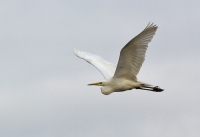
<box><xmin>74</xmin><ymin>23</ymin><xmax>164</xmax><ymax>95</ymax></box>
<box><xmin>74</xmin><ymin>49</ymin><xmax>116</xmax><ymax>79</ymax></box>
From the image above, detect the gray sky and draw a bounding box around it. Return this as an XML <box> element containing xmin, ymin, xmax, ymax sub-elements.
<box><xmin>0</xmin><ymin>0</ymin><xmax>200</xmax><ymax>137</ymax></box>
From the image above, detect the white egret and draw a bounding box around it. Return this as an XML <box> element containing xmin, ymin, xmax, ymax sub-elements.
<box><xmin>74</xmin><ymin>23</ymin><xmax>164</xmax><ymax>95</ymax></box>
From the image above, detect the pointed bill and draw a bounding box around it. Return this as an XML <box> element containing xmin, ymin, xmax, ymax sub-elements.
<box><xmin>88</xmin><ymin>82</ymin><xmax>102</xmax><ymax>86</ymax></box>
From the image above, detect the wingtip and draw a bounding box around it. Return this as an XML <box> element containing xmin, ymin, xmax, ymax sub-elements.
<box><xmin>146</xmin><ymin>22</ymin><xmax>158</xmax><ymax>29</ymax></box>
<box><xmin>73</xmin><ymin>49</ymin><xmax>86</xmax><ymax>59</ymax></box>
<box><xmin>74</xmin><ymin>48</ymin><xmax>78</xmax><ymax>56</ymax></box>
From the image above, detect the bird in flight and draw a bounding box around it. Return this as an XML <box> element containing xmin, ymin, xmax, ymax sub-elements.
<box><xmin>74</xmin><ymin>23</ymin><xmax>164</xmax><ymax>95</ymax></box>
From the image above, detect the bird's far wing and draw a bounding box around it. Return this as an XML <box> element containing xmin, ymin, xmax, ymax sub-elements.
<box><xmin>114</xmin><ymin>23</ymin><xmax>158</xmax><ymax>81</ymax></box>
<box><xmin>74</xmin><ymin>49</ymin><xmax>116</xmax><ymax>79</ymax></box>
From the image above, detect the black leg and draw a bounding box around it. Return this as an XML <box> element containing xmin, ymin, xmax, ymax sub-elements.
<box><xmin>136</xmin><ymin>87</ymin><xmax>154</xmax><ymax>91</ymax></box>
<box><xmin>137</xmin><ymin>86</ymin><xmax>164</xmax><ymax>92</ymax></box>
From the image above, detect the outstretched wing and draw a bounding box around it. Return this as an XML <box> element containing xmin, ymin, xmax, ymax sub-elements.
<box><xmin>74</xmin><ymin>49</ymin><xmax>116</xmax><ymax>79</ymax></box>
<box><xmin>114</xmin><ymin>23</ymin><xmax>158</xmax><ymax>81</ymax></box>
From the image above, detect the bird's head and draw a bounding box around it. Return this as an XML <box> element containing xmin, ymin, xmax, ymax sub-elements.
<box><xmin>88</xmin><ymin>81</ymin><xmax>113</xmax><ymax>95</ymax></box>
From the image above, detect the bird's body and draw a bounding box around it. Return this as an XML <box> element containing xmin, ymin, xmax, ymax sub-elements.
<box><xmin>74</xmin><ymin>23</ymin><xmax>164</xmax><ymax>95</ymax></box>
<box><xmin>100</xmin><ymin>78</ymin><xmax>141</xmax><ymax>95</ymax></box>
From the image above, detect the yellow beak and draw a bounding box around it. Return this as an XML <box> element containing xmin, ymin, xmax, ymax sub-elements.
<box><xmin>88</xmin><ymin>82</ymin><xmax>102</xmax><ymax>86</ymax></box>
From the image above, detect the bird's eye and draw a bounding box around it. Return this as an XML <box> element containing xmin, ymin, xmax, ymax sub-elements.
<box><xmin>99</xmin><ymin>82</ymin><xmax>102</xmax><ymax>84</ymax></box>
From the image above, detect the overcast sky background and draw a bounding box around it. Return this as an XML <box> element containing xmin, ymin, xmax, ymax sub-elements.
<box><xmin>0</xmin><ymin>0</ymin><xmax>200</xmax><ymax>137</ymax></box>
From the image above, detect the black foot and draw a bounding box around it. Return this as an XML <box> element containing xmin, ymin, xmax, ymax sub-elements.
<box><xmin>153</xmin><ymin>86</ymin><xmax>164</xmax><ymax>92</ymax></box>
